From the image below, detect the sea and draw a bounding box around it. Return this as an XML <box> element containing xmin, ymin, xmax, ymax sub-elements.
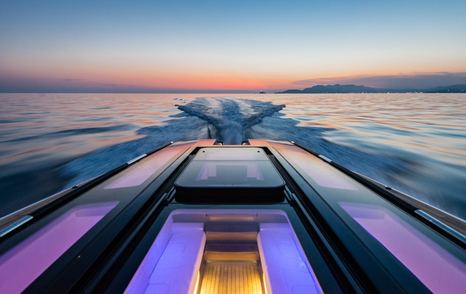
<box><xmin>0</xmin><ymin>93</ymin><xmax>465</xmax><ymax>219</ymax></box>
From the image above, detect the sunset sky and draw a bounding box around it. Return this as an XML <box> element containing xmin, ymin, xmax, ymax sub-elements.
<box><xmin>1</xmin><ymin>0</ymin><xmax>466</xmax><ymax>92</ymax></box>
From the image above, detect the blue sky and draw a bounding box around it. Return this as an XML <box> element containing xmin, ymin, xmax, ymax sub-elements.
<box><xmin>1</xmin><ymin>0</ymin><xmax>466</xmax><ymax>91</ymax></box>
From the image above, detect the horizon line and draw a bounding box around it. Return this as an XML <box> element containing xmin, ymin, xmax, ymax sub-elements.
<box><xmin>2</xmin><ymin>82</ymin><xmax>466</xmax><ymax>94</ymax></box>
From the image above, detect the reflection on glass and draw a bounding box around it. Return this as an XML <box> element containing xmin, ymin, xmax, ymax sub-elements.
<box><xmin>105</xmin><ymin>145</ymin><xmax>187</xmax><ymax>189</ymax></box>
<box><xmin>340</xmin><ymin>202</ymin><xmax>466</xmax><ymax>293</ymax></box>
<box><xmin>0</xmin><ymin>202</ymin><xmax>118</xmax><ymax>293</ymax></box>
<box><xmin>273</xmin><ymin>144</ymin><xmax>357</xmax><ymax>190</ymax></box>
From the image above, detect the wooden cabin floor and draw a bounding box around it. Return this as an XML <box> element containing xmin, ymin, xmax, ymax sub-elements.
<box><xmin>198</xmin><ymin>260</ymin><xmax>264</xmax><ymax>294</ymax></box>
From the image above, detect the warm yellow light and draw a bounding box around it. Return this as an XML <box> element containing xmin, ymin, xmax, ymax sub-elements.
<box><xmin>198</xmin><ymin>260</ymin><xmax>264</xmax><ymax>294</ymax></box>
<box><xmin>262</xmin><ymin>272</ymin><xmax>268</xmax><ymax>294</ymax></box>
<box><xmin>193</xmin><ymin>271</ymin><xmax>200</xmax><ymax>294</ymax></box>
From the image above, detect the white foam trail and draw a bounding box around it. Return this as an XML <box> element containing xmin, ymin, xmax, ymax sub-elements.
<box><xmin>178</xmin><ymin>97</ymin><xmax>285</xmax><ymax>144</ymax></box>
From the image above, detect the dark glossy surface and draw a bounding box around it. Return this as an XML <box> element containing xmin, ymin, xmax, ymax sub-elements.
<box><xmin>266</xmin><ymin>140</ymin><xmax>466</xmax><ymax>292</ymax></box>
<box><xmin>0</xmin><ymin>141</ymin><xmax>198</xmax><ymax>293</ymax></box>
<box><xmin>1</xmin><ymin>141</ymin><xmax>464</xmax><ymax>293</ymax></box>
<box><xmin>0</xmin><ymin>202</ymin><xmax>118</xmax><ymax>293</ymax></box>
<box><xmin>176</xmin><ymin>148</ymin><xmax>284</xmax><ymax>189</ymax></box>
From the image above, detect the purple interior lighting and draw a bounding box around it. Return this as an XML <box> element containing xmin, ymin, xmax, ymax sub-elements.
<box><xmin>105</xmin><ymin>145</ymin><xmax>187</xmax><ymax>189</ymax></box>
<box><xmin>126</xmin><ymin>209</ymin><xmax>322</xmax><ymax>294</ymax></box>
<box><xmin>126</xmin><ymin>222</ymin><xmax>205</xmax><ymax>294</ymax></box>
<box><xmin>258</xmin><ymin>223</ymin><xmax>322</xmax><ymax>294</ymax></box>
<box><xmin>0</xmin><ymin>202</ymin><xmax>118</xmax><ymax>294</ymax></box>
<box><xmin>340</xmin><ymin>202</ymin><xmax>466</xmax><ymax>293</ymax></box>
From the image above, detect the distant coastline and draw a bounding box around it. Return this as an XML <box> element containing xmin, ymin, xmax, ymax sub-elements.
<box><xmin>1</xmin><ymin>84</ymin><xmax>466</xmax><ymax>94</ymax></box>
<box><xmin>277</xmin><ymin>84</ymin><xmax>466</xmax><ymax>94</ymax></box>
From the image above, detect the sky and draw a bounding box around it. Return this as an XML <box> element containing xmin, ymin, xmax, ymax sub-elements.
<box><xmin>1</xmin><ymin>0</ymin><xmax>466</xmax><ymax>92</ymax></box>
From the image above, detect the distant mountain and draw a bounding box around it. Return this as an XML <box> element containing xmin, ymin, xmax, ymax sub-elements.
<box><xmin>278</xmin><ymin>84</ymin><xmax>466</xmax><ymax>93</ymax></box>
<box><xmin>423</xmin><ymin>84</ymin><xmax>466</xmax><ymax>93</ymax></box>
<box><xmin>279</xmin><ymin>84</ymin><xmax>381</xmax><ymax>93</ymax></box>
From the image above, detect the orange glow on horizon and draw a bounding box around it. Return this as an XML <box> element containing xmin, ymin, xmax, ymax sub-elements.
<box><xmin>2</xmin><ymin>63</ymin><xmax>466</xmax><ymax>91</ymax></box>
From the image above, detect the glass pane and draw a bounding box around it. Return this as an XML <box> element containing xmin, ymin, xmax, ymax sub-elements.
<box><xmin>177</xmin><ymin>160</ymin><xmax>283</xmax><ymax>188</ymax></box>
<box><xmin>340</xmin><ymin>202</ymin><xmax>466</xmax><ymax>293</ymax></box>
<box><xmin>105</xmin><ymin>144</ymin><xmax>187</xmax><ymax>189</ymax></box>
<box><xmin>0</xmin><ymin>202</ymin><xmax>118</xmax><ymax>293</ymax></box>
<box><xmin>194</xmin><ymin>147</ymin><xmax>269</xmax><ymax>161</ymax></box>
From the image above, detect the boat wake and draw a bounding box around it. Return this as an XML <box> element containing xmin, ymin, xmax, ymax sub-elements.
<box><xmin>177</xmin><ymin>98</ymin><xmax>465</xmax><ymax>218</ymax></box>
<box><xmin>177</xmin><ymin>98</ymin><xmax>285</xmax><ymax>144</ymax></box>
<box><xmin>60</xmin><ymin>97</ymin><xmax>465</xmax><ymax>219</ymax></box>
<box><xmin>62</xmin><ymin>98</ymin><xmax>285</xmax><ymax>185</ymax></box>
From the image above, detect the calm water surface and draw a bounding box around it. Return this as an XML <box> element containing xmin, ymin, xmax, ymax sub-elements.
<box><xmin>0</xmin><ymin>93</ymin><xmax>465</xmax><ymax>219</ymax></box>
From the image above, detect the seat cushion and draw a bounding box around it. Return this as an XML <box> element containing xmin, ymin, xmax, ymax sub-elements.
<box><xmin>258</xmin><ymin>223</ymin><xmax>321</xmax><ymax>294</ymax></box>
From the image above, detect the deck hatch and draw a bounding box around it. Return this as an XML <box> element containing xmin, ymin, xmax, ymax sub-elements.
<box><xmin>175</xmin><ymin>148</ymin><xmax>285</xmax><ymax>202</ymax></box>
